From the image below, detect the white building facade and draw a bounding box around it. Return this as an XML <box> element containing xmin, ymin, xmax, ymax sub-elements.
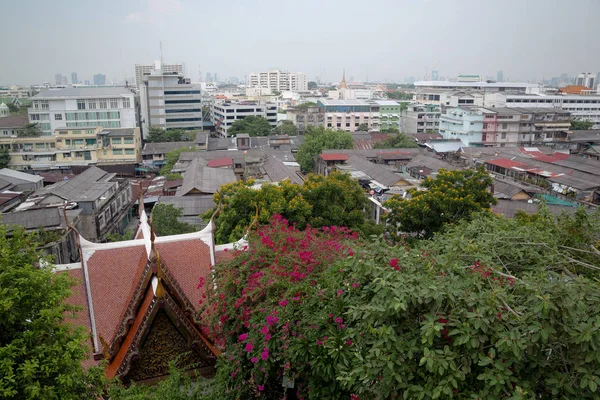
<box><xmin>317</xmin><ymin>100</ymin><xmax>381</xmax><ymax>132</ymax></box>
<box><xmin>28</xmin><ymin>87</ymin><xmax>136</xmax><ymax>136</ymax></box>
<box><xmin>212</xmin><ymin>101</ymin><xmax>277</xmax><ymax>137</ymax></box>
<box><xmin>438</xmin><ymin>108</ymin><xmax>484</xmax><ymax>146</ymax></box>
<box><xmin>135</xmin><ymin>63</ymin><xmax>184</xmax><ymax>90</ymax></box>
<box><xmin>139</xmin><ymin>69</ymin><xmax>203</xmax><ymax>137</ymax></box>
<box><xmin>248</xmin><ymin>70</ymin><xmax>308</xmax><ymax>91</ymax></box>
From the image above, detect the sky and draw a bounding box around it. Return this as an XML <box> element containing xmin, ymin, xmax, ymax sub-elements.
<box><xmin>1</xmin><ymin>0</ymin><xmax>599</xmax><ymax>85</ymax></box>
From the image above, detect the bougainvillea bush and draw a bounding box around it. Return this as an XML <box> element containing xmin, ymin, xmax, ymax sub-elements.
<box><xmin>200</xmin><ymin>213</ymin><xmax>600</xmax><ymax>399</ymax></box>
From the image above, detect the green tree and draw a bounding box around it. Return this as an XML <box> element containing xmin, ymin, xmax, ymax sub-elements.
<box><xmin>570</xmin><ymin>118</ymin><xmax>594</xmax><ymax>130</ymax></box>
<box><xmin>18</xmin><ymin>123</ymin><xmax>41</xmax><ymax>137</ymax></box>
<box><xmin>7</xmin><ymin>103</ymin><xmax>19</xmax><ymax>114</ymax></box>
<box><xmin>307</xmin><ymin>81</ymin><xmax>318</xmax><ymax>90</ymax></box>
<box><xmin>387</xmin><ymin>91</ymin><xmax>413</xmax><ymax>100</ymax></box>
<box><xmin>146</xmin><ymin>127</ymin><xmax>189</xmax><ymax>143</ymax></box>
<box><xmin>201</xmin><ymin>209</ymin><xmax>600</xmax><ymax>400</ymax></box>
<box><xmin>159</xmin><ymin>146</ymin><xmax>195</xmax><ymax>176</ymax></box>
<box><xmin>272</xmin><ymin>120</ymin><xmax>297</xmax><ymax>136</ymax></box>
<box><xmin>294</xmin><ymin>101</ymin><xmax>318</xmax><ymax>109</ymax></box>
<box><xmin>357</xmin><ymin>123</ymin><xmax>369</xmax><ymax>132</ymax></box>
<box><xmin>0</xmin><ymin>223</ymin><xmax>104</xmax><ymax>399</ymax></box>
<box><xmin>384</xmin><ymin>168</ymin><xmax>496</xmax><ymax>238</ymax></box>
<box><xmin>105</xmin><ymin>229</ymin><xmax>134</xmax><ymax>242</ymax></box>
<box><xmin>228</xmin><ymin>116</ymin><xmax>272</xmax><ymax>137</ymax></box>
<box><xmin>151</xmin><ymin>204</ymin><xmax>196</xmax><ymax>236</ymax></box>
<box><xmin>0</xmin><ymin>148</ymin><xmax>11</xmax><ymax>169</ymax></box>
<box><xmin>373</xmin><ymin>132</ymin><xmax>418</xmax><ymax>149</ymax></box>
<box><xmin>295</xmin><ymin>127</ymin><xmax>354</xmax><ymax>173</ymax></box>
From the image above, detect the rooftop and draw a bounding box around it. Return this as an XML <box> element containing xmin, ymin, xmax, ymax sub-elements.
<box><xmin>0</xmin><ymin>168</ymin><xmax>44</xmax><ymax>184</ymax></box>
<box><xmin>32</xmin><ymin>87</ymin><xmax>134</xmax><ymax>99</ymax></box>
<box><xmin>0</xmin><ymin>114</ymin><xmax>29</xmax><ymax>128</ymax></box>
<box><xmin>318</xmin><ymin>99</ymin><xmax>371</xmax><ymax>106</ymax></box>
<box><xmin>320</xmin><ymin>153</ymin><xmax>349</xmax><ymax>161</ymax></box>
<box><xmin>415</xmin><ymin>80</ymin><xmax>540</xmax><ymax>88</ymax></box>
<box><xmin>178</xmin><ymin>158</ymin><xmax>237</xmax><ymax>195</ymax></box>
<box><xmin>34</xmin><ymin>166</ymin><xmax>116</xmax><ymax>202</ymax></box>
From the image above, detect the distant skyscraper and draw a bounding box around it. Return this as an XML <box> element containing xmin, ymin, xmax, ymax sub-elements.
<box><xmin>71</xmin><ymin>72</ymin><xmax>78</xmax><ymax>85</ymax></box>
<box><xmin>206</xmin><ymin>72</ymin><xmax>213</xmax><ymax>82</ymax></box>
<box><xmin>55</xmin><ymin>73</ymin><xmax>63</xmax><ymax>85</ymax></box>
<box><xmin>431</xmin><ymin>70</ymin><xmax>439</xmax><ymax>81</ymax></box>
<box><xmin>214</xmin><ymin>73</ymin><xmax>218</xmax><ymax>83</ymax></box>
<box><xmin>93</xmin><ymin>74</ymin><xmax>106</xmax><ymax>85</ymax></box>
<box><xmin>84</xmin><ymin>80</ymin><xmax>91</xmax><ymax>85</ymax></box>
<box><xmin>497</xmin><ymin>70</ymin><xmax>504</xmax><ymax>82</ymax></box>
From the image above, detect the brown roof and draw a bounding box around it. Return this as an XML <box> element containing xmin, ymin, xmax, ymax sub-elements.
<box><xmin>0</xmin><ymin>114</ymin><xmax>28</xmax><ymax>128</ymax></box>
<box><xmin>320</xmin><ymin>153</ymin><xmax>349</xmax><ymax>161</ymax></box>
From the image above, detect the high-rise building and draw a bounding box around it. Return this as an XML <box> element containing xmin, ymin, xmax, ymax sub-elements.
<box><xmin>134</xmin><ymin>62</ymin><xmax>183</xmax><ymax>90</ymax></box>
<box><xmin>497</xmin><ymin>70</ymin><xmax>504</xmax><ymax>82</ymax></box>
<box><xmin>93</xmin><ymin>74</ymin><xmax>106</xmax><ymax>85</ymax></box>
<box><xmin>71</xmin><ymin>72</ymin><xmax>78</xmax><ymax>85</ymax></box>
<box><xmin>55</xmin><ymin>73</ymin><xmax>66</xmax><ymax>85</ymax></box>
<box><xmin>28</xmin><ymin>87</ymin><xmax>136</xmax><ymax>135</ymax></box>
<box><xmin>575</xmin><ymin>72</ymin><xmax>597</xmax><ymax>89</ymax></box>
<box><xmin>84</xmin><ymin>80</ymin><xmax>91</xmax><ymax>86</ymax></box>
<box><xmin>139</xmin><ymin>63</ymin><xmax>202</xmax><ymax>137</ymax></box>
<box><xmin>248</xmin><ymin>70</ymin><xmax>308</xmax><ymax>91</ymax></box>
<box><xmin>206</xmin><ymin>72</ymin><xmax>213</xmax><ymax>82</ymax></box>
<box><xmin>214</xmin><ymin>73</ymin><xmax>218</xmax><ymax>83</ymax></box>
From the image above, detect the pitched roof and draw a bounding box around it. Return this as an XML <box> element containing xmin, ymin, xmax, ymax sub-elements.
<box><xmin>142</xmin><ymin>142</ymin><xmax>194</xmax><ymax>156</ymax></box>
<box><xmin>0</xmin><ymin>168</ymin><xmax>44</xmax><ymax>184</ymax></box>
<box><xmin>179</xmin><ymin>158</ymin><xmax>237</xmax><ymax>195</ymax></box>
<box><xmin>342</xmin><ymin>155</ymin><xmax>405</xmax><ymax>187</ymax></box>
<box><xmin>207</xmin><ymin>157</ymin><xmax>233</xmax><ymax>168</ymax></box>
<box><xmin>262</xmin><ymin>155</ymin><xmax>304</xmax><ymax>185</ymax></box>
<box><xmin>35</xmin><ymin>166</ymin><xmax>115</xmax><ymax>202</ymax></box>
<box><xmin>320</xmin><ymin>153</ymin><xmax>349</xmax><ymax>161</ymax></box>
<box><xmin>0</xmin><ymin>114</ymin><xmax>28</xmax><ymax>128</ymax></box>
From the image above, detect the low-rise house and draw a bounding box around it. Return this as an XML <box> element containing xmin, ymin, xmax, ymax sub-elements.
<box><xmin>0</xmin><ymin>168</ymin><xmax>44</xmax><ymax>191</ymax></box>
<box><xmin>141</xmin><ymin>141</ymin><xmax>196</xmax><ymax>168</ymax></box>
<box><xmin>177</xmin><ymin>158</ymin><xmax>237</xmax><ymax>196</ymax></box>
<box><xmin>0</xmin><ymin>114</ymin><xmax>29</xmax><ymax>137</ymax></box>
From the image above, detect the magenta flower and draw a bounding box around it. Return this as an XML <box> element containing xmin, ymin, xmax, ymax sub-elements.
<box><xmin>337</xmin><ymin>289</ymin><xmax>343</xmax><ymax>296</ymax></box>
<box><xmin>261</xmin><ymin>350</ymin><xmax>269</xmax><ymax>360</ymax></box>
<box><xmin>279</xmin><ymin>299</ymin><xmax>288</xmax><ymax>307</ymax></box>
<box><xmin>245</xmin><ymin>342</ymin><xmax>254</xmax><ymax>352</ymax></box>
<box><xmin>266</xmin><ymin>315</ymin><xmax>279</xmax><ymax>326</ymax></box>
<box><xmin>238</xmin><ymin>333</ymin><xmax>248</xmax><ymax>342</ymax></box>
<box><xmin>389</xmin><ymin>258</ymin><xmax>400</xmax><ymax>270</ymax></box>
<box><xmin>265</xmin><ymin>333</ymin><xmax>272</xmax><ymax>341</ymax></box>
<box><xmin>251</xmin><ymin>357</ymin><xmax>259</xmax><ymax>364</ymax></box>
<box><xmin>346</xmin><ymin>339</ymin><xmax>353</xmax><ymax>346</ymax></box>
<box><xmin>261</xmin><ymin>325</ymin><xmax>269</xmax><ymax>335</ymax></box>
<box><xmin>258</xmin><ymin>385</ymin><xmax>264</xmax><ymax>391</ymax></box>
<box><xmin>334</xmin><ymin>317</ymin><xmax>343</xmax><ymax>324</ymax></box>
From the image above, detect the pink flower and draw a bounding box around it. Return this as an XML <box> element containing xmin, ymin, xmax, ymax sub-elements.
<box><xmin>261</xmin><ymin>325</ymin><xmax>269</xmax><ymax>335</ymax></box>
<box><xmin>337</xmin><ymin>289</ymin><xmax>344</xmax><ymax>296</ymax></box>
<box><xmin>266</xmin><ymin>315</ymin><xmax>279</xmax><ymax>326</ymax></box>
<box><xmin>258</xmin><ymin>385</ymin><xmax>264</xmax><ymax>391</ymax></box>
<box><xmin>352</xmin><ymin>282</ymin><xmax>360</xmax><ymax>288</ymax></box>
<box><xmin>261</xmin><ymin>350</ymin><xmax>269</xmax><ymax>360</ymax></box>
<box><xmin>251</xmin><ymin>357</ymin><xmax>259</xmax><ymax>364</ymax></box>
<box><xmin>346</xmin><ymin>339</ymin><xmax>353</xmax><ymax>346</ymax></box>
<box><xmin>238</xmin><ymin>333</ymin><xmax>248</xmax><ymax>342</ymax></box>
<box><xmin>323</xmin><ymin>336</ymin><xmax>328</xmax><ymax>341</ymax></box>
<box><xmin>279</xmin><ymin>299</ymin><xmax>288</xmax><ymax>307</ymax></box>
<box><xmin>328</xmin><ymin>313</ymin><xmax>334</xmax><ymax>318</ymax></box>
<box><xmin>265</xmin><ymin>333</ymin><xmax>272</xmax><ymax>341</ymax></box>
<box><xmin>231</xmin><ymin>372</ymin><xmax>235</xmax><ymax>377</ymax></box>
<box><xmin>316</xmin><ymin>339</ymin><xmax>323</xmax><ymax>346</ymax></box>
<box><xmin>335</xmin><ymin>317</ymin><xmax>343</xmax><ymax>324</ymax></box>
<box><xmin>245</xmin><ymin>342</ymin><xmax>254</xmax><ymax>352</ymax></box>
<box><xmin>389</xmin><ymin>258</ymin><xmax>400</xmax><ymax>270</ymax></box>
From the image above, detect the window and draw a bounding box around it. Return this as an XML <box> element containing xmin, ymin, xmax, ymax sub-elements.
<box><xmin>54</xmin><ymin>113</ymin><xmax>62</xmax><ymax>120</ymax></box>
<box><xmin>125</xmin><ymin>148</ymin><xmax>134</xmax><ymax>155</ymax></box>
<box><xmin>63</xmin><ymin>152</ymin><xmax>71</xmax><ymax>158</ymax></box>
<box><xmin>110</xmin><ymin>98</ymin><xmax>119</xmax><ymax>108</ymax></box>
<box><xmin>112</xmin><ymin>138</ymin><xmax>122</xmax><ymax>144</ymax></box>
<box><xmin>77</xmin><ymin>99</ymin><xmax>86</xmax><ymax>110</ymax></box>
<box><xmin>124</xmin><ymin>137</ymin><xmax>134</xmax><ymax>144</ymax></box>
<box><xmin>73</xmin><ymin>139</ymin><xmax>84</xmax><ymax>146</ymax></box>
<box><xmin>87</xmin><ymin>100</ymin><xmax>97</xmax><ymax>109</ymax></box>
<box><xmin>123</xmin><ymin>98</ymin><xmax>130</xmax><ymax>108</ymax></box>
<box><xmin>31</xmin><ymin>114</ymin><xmax>40</xmax><ymax>121</ymax></box>
<box><xmin>33</xmin><ymin>101</ymin><xmax>39</xmax><ymax>110</ymax></box>
<box><xmin>99</xmin><ymin>99</ymin><xmax>107</xmax><ymax>109</ymax></box>
<box><xmin>73</xmin><ymin>130</ymin><xmax>82</xmax><ymax>134</ymax></box>
<box><xmin>40</xmin><ymin>100</ymin><xmax>49</xmax><ymax>110</ymax></box>
<box><xmin>501</xmin><ymin>133</ymin><xmax>507</xmax><ymax>139</ymax></box>
<box><xmin>112</xmin><ymin>148</ymin><xmax>123</xmax><ymax>155</ymax></box>
<box><xmin>502</xmin><ymin>123</ymin><xmax>507</xmax><ymax>129</ymax></box>
<box><xmin>35</xmin><ymin>143</ymin><xmax>46</xmax><ymax>149</ymax></box>
<box><xmin>164</xmin><ymin>90</ymin><xmax>201</xmax><ymax>95</ymax></box>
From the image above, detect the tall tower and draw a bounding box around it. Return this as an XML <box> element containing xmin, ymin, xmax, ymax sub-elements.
<box><xmin>340</xmin><ymin>69</ymin><xmax>348</xmax><ymax>89</ymax></box>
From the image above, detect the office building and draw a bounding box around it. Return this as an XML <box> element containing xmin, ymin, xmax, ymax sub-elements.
<box><xmin>206</xmin><ymin>72</ymin><xmax>213</xmax><ymax>82</ymax></box>
<box><xmin>135</xmin><ymin>62</ymin><xmax>183</xmax><ymax>90</ymax></box>
<box><xmin>439</xmin><ymin>108</ymin><xmax>484</xmax><ymax>146</ymax></box>
<box><xmin>212</xmin><ymin>101</ymin><xmax>277</xmax><ymax>137</ymax></box>
<box><xmin>0</xmin><ymin>126</ymin><xmax>142</xmax><ymax>171</ymax></box>
<box><xmin>28</xmin><ymin>87</ymin><xmax>136</xmax><ymax>135</ymax></box>
<box><xmin>400</xmin><ymin>104</ymin><xmax>441</xmax><ymax>134</ymax></box>
<box><xmin>71</xmin><ymin>72</ymin><xmax>78</xmax><ymax>85</ymax></box>
<box><xmin>317</xmin><ymin>99</ymin><xmax>381</xmax><ymax>132</ymax></box>
<box><xmin>93</xmin><ymin>74</ymin><xmax>106</xmax><ymax>85</ymax></box>
<box><xmin>139</xmin><ymin>64</ymin><xmax>203</xmax><ymax>137</ymax></box>
<box><xmin>55</xmin><ymin>73</ymin><xmax>67</xmax><ymax>85</ymax></box>
<box><xmin>497</xmin><ymin>70</ymin><xmax>504</xmax><ymax>82</ymax></box>
<box><xmin>248</xmin><ymin>70</ymin><xmax>308</xmax><ymax>91</ymax></box>
<box><xmin>575</xmin><ymin>73</ymin><xmax>597</xmax><ymax>89</ymax></box>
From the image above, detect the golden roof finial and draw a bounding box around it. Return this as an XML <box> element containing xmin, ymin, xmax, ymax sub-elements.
<box><xmin>340</xmin><ymin>69</ymin><xmax>348</xmax><ymax>89</ymax></box>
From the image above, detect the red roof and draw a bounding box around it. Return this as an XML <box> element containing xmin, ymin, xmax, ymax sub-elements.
<box><xmin>320</xmin><ymin>153</ymin><xmax>349</xmax><ymax>161</ymax></box>
<box><xmin>519</xmin><ymin>148</ymin><xmax>570</xmax><ymax>163</ymax></box>
<box><xmin>207</xmin><ymin>157</ymin><xmax>234</xmax><ymax>168</ymax></box>
<box><xmin>486</xmin><ymin>158</ymin><xmax>533</xmax><ymax>170</ymax></box>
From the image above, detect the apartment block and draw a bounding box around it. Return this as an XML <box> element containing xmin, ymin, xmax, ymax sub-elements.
<box><xmin>439</xmin><ymin>108</ymin><xmax>484</xmax><ymax>146</ymax></box>
<box><xmin>248</xmin><ymin>70</ymin><xmax>308</xmax><ymax>91</ymax></box>
<box><xmin>575</xmin><ymin>73</ymin><xmax>597</xmax><ymax>89</ymax></box>
<box><xmin>317</xmin><ymin>100</ymin><xmax>381</xmax><ymax>132</ymax></box>
<box><xmin>400</xmin><ymin>104</ymin><xmax>440</xmax><ymax>134</ymax></box>
<box><xmin>212</xmin><ymin>101</ymin><xmax>277</xmax><ymax>137</ymax></box>
<box><xmin>373</xmin><ymin>100</ymin><xmax>402</xmax><ymax>131</ymax></box>
<box><xmin>139</xmin><ymin>67</ymin><xmax>202</xmax><ymax>137</ymax></box>
<box><xmin>0</xmin><ymin>126</ymin><xmax>142</xmax><ymax>171</ymax></box>
<box><xmin>286</xmin><ymin>106</ymin><xmax>325</xmax><ymax>133</ymax></box>
<box><xmin>479</xmin><ymin>107</ymin><xmax>531</xmax><ymax>146</ymax></box>
<box><xmin>28</xmin><ymin>87</ymin><xmax>136</xmax><ymax>135</ymax></box>
<box><xmin>135</xmin><ymin>62</ymin><xmax>183</xmax><ymax>90</ymax></box>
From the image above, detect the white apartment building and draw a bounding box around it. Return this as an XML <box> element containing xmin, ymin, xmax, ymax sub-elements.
<box><xmin>135</xmin><ymin>62</ymin><xmax>183</xmax><ymax>90</ymax></box>
<box><xmin>139</xmin><ymin>67</ymin><xmax>203</xmax><ymax>137</ymax></box>
<box><xmin>28</xmin><ymin>87</ymin><xmax>136</xmax><ymax>136</ymax></box>
<box><xmin>212</xmin><ymin>101</ymin><xmax>277</xmax><ymax>137</ymax></box>
<box><xmin>248</xmin><ymin>70</ymin><xmax>307</xmax><ymax>92</ymax></box>
<box><xmin>400</xmin><ymin>104</ymin><xmax>441</xmax><ymax>134</ymax></box>
<box><xmin>575</xmin><ymin>73</ymin><xmax>597</xmax><ymax>89</ymax></box>
<box><xmin>484</xmin><ymin>93</ymin><xmax>600</xmax><ymax>129</ymax></box>
<box><xmin>414</xmin><ymin>80</ymin><xmax>543</xmax><ymax>94</ymax></box>
<box><xmin>317</xmin><ymin>100</ymin><xmax>381</xmax><ymax>132</ymax></box>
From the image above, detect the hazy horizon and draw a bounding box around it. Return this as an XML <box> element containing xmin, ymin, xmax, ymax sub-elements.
<box><xmin>1</xmin><ymin>0</ymin><xmax>599</xmax><ymax>86</ymax></box>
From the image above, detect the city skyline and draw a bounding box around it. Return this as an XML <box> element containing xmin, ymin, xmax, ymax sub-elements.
<box><xmin>1</xmin><ymin>0</ymin><xmax>599</xmax><ymax>86</ymax></box>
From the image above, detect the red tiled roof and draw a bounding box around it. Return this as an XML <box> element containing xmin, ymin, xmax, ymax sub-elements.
<box><xmin>207</xmin><ymin>158</ymin><xmax>233</xmax><ymax>168</ymax></box>
<box><xmin>320</xmin><ymin>153</ymin><xmax>349</xmax><ymax>161</ymax></box>
<box><xmin>486</xmin><ymin>158</ymin><xmax>533</xmax><ymax>170</ymax></box>
<box><xmin>519</xmin><ymin>148</ymin><xmax>570</xmax><ymax>163</ymax></box>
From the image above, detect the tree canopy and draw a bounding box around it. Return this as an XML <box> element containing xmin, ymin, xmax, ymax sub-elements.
<box><xmin>199</xmin><ymin>207</ymin><xmax>600</xmax><ymax>399</ymax></box>
<box><xmin>295</xmin><ymin>127</ymin><xmax>354</xmax><ymax>173</ymax></box>
<box><xmin>373</xmin><ymin>133</ymin><xmax>418</xmax><ymax>149</ymax></box>
<box><xmin>386</xmin><ymin>91</ymin><xmax>413</xmax><ymax>100</ymax></box>
<box><xmin>146</xmin><ymin>127</ymin><xmax>191</xmax><ymax>143</ymax></box>
<box><xmin>17</xmin><ymin>123</ymin><xmax>41</xmax><ymax>138</ymax></box>
<box><xmin>204</xmin><ymin>171</ymin><xmax>370</xmax><ymax>244</ymax></box>
<box><xmin>0</xmin><ymin>148</ymin><xmax>10</xmax><ymax>169</ymax></box>
<box><xmin>228</xmin><ymin>116</ymin><xmax>272</xmax><ymax>137</ymax></box>
<box><xmin>357</xmin><ymin>123</ymin><xmax>369</xmax><ymax>132</ymax></box>
<box><xmin>570</xmin><ymin>118</ymin><xmax>594</xmax><ymax>130</ymax></box>
<box><xmin>0</xmin><ymin>224</ymin><xmax>104</xmax><ymax>399</ymax></box>
<box><xmin>159</xmin><ymin>146</ymin><xmax>195</xmax><ymax>176</ymax></box>
<box><xmin>384</xmin><ymin>168</ymin><xmax>496</xmax><ymax>238</ymax></box>
<box><xmin>272</xmin><ymin>120</ymin><xmax>297</xmax><ymax>136</ymax></box>
<box><xmin>151</xmin><ymin>203</ymin><xmax>196</xmax><ymax>236</ymax></box>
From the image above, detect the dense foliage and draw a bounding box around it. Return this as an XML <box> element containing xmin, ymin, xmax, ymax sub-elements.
<box><xmin>373</xmin><ymin>133</ymin><xmax>418</xmax><ymax>149</ymax></box>
<box><xmin>385</xmin><ymin>168</ymin><xmax>496</xmax><ymax>238</ymax></box>
<box><xmin>146</xmin><ymin>127</ymin><xmax>192</xmax><ymax>142</ymax></box>
<box><xmin>386</xmin><ymin>91</ymin><xmax>413</xmax><ymax>100</ymax></box>
<box><xmin>200</xmin><ymin>208</ymin><xmax>600</xmax><ymax>399</ymax></box>
<box><xmin>357</xmin><ymin>123</ymin><xmax>369</xmax><ymax>131</ymax></box>
<box><xmin>0</xmin><ymin>148</ymin><xmax>11</xmax><ymax>169</ymax></box>
<box><xmin>0</xmin><ymin>224</ymin><xmax>104</xmax><ymax>399</ymax></box>
<box><xmin>159</xmin><ymin>146</ymin><xmax>195</xmax><ymax>176</ymax></box>
<box><xmin>203</xmin><ymin>171</ymin><xmax>370</xmax><ymax>244</ymax></box>
<box><xmin>272</xmin><ymin>120</ymin><xmax>297</xmax><ymax>136</ymax></box>
<box><xmin>151</xmin><ymin>203</ymin><xmax>196</xmax><ymax>236</ymax></box>
<box><xmin>17</xmin><ymin>123</ymin><xmax>41</xmax><ymax>137</ymax></box>
<box><xmin>570</xmin><ymin>118</ymin><xmax>594</xmax><ymax>130</ymax></box>
<box><xmin>228</xmin><ymin>116</ymin><xmax>273</xmax><ymax>137</ymax></box>
<box><xmin>295</xmin><ymin>127</ymin><xmax>354</xmax><ymax>173</ymax></box>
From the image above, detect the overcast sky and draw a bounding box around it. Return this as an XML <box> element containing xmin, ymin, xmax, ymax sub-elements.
<box><xmin>1</xmin><ymin>0</ymin><xmax>599</xmax><ymax>85</ymax></box>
